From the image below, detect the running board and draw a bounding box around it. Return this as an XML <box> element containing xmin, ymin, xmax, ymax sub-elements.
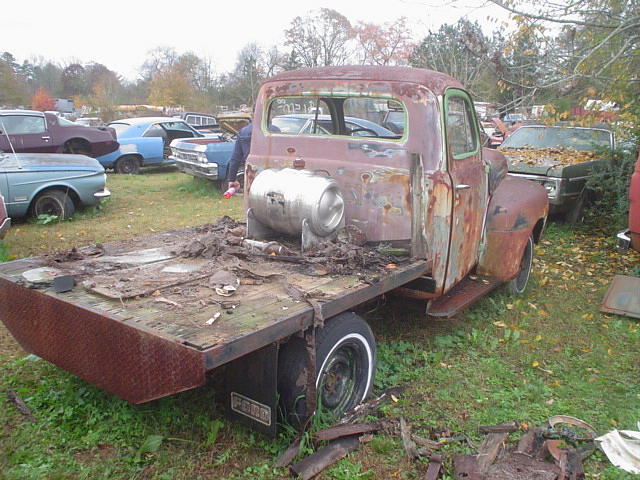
<box><xmin>427</xmin><ymin>275</ymin><xmax>502</xmax><ymax>318</ymax></box>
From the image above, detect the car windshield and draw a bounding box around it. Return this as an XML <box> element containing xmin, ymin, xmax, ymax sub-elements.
<box><xmin>502</xmin><ymin>127</ymin><xmax>612</xmax><ymax>151</ymax></box>
<box><xmin>107</xmin><ymin>122</ymin><xmax>131</xmax><ymax>136</ymax></box>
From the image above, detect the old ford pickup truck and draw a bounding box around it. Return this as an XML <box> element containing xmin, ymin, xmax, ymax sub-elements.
<box><xmin>0</xmin><ymin>66</ymin><xmax>548</xmax><ymax>434</ymax></box>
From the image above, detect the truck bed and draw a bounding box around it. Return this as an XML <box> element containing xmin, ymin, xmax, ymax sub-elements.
<box><xmin>0</xmin><ymin>222</ymin><xmax>428</xmax><ymax>404</ymax></box>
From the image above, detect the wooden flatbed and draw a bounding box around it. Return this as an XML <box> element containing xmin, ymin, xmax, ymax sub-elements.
<box><xmin>0</xmin><ymin>223</ymin><xmax>428</xmax><ymax>406</ymax></box>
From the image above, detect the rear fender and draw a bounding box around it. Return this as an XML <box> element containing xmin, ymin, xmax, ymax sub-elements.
<box><xmin>478</xmin><ymin>176</ymin><xmax>548</xmax><ymax>281</ymax></box>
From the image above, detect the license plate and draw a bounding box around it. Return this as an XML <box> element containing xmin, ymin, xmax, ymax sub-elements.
<box><xmin>230</xmin><ymin>392</ymin><xmax>272</xmax><ymax>426</ymax></box>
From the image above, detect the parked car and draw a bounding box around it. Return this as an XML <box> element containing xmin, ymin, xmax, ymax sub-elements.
<box><xmin>170</xmin><ymin>114</ymin><xmax>252</xmax><ymax>184</ymax></box>
<box><xmin>174</xmin><ymin>112</ymin><xmax>220</xmax><ymax>133</ymax></box>
<box><xmin>501</xmin><ymin>124</ymin><xmax>614</xmax><ymax>222</ymax></box>
<box><xmin>0</xmin><ymin>152</ymin><xmax>110</xmax><ymax>219</ymax></box>
<box><xmin>0</xmin><ymin>110</ymin><xmax>118</xmax><ymax>157</ymax></box>
<box><xmin>0</xmin><ymin>194</ymin><xmax>10</xmax><ymax>238</ymax></box>
<box><xmin>97</xmin><ymin>117</ymin><xmax>207</xmax><ymax>174</ymax></box>
<box><xmin>617</xmin><ymin>151</ymin><xmax>640</xmax><ymax>251</ymax></box>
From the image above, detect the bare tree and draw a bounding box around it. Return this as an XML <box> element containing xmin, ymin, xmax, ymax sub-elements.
<box><xmin>285</xmin><ymin>9</ymin><xmax>354</xmax><ymax>67</ymax></box>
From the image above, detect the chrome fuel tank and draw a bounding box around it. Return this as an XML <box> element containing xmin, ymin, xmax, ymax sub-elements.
<box><xmin>247</xmin><ymin>168</ymin><xmax>344</xmax><ymax>237</ymax></box>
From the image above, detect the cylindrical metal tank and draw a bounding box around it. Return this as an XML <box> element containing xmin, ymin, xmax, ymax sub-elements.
<box><xmin>248</xmin><ymin>168</ymin><xmax>344</xmax><ymax>236</ymax></box>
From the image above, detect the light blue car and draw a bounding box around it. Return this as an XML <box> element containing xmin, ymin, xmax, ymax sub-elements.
<box><xmin>97</xmin><ymin>117</ymin><xmax>206</xmax><ymax>174</ymax></box>
<box><xmin>0</xmin><ymin>152</ymin><xmax>110</xmax><ymax>219</ymax></box>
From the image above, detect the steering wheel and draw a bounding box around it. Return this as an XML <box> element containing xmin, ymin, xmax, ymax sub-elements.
<box><xmin>350</xmin><ymin>127</ymin><xmax>378</xmax><ymax>137</ymax></box>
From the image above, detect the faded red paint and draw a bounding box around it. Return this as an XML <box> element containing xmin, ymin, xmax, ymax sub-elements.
<box><xmin>0</xmin><ymin>277</ymin><xmax>205</xmax><ymax>403</ymax></box>
<box><xmin>478</xmin><ymin>176</ymin><xmax>549</xmax><ymax>281</ymax></box>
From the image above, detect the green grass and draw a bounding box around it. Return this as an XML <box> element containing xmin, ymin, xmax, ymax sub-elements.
<box><xmin>1</xmin><ymin>173</ymin><xmax>639</xmax><ymax>479</ymax></box>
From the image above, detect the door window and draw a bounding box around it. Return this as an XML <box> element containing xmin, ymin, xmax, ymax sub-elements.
<box><xmin>0</xmin><ymin>115</ymin><xmax>46</xmax><ymax>135</ymax></box>
<box><xmin>446</xmin><ymin>96</ymin><xmax>478</xmax><ymax>159</ymax></box>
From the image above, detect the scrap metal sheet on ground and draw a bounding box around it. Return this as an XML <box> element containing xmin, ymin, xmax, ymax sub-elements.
<box><xmin>601</xmin><ymin>275</ymin><xmax>640</xmax><ymax>319</ymax></box>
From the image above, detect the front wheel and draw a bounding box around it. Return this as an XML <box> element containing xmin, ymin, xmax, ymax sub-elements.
<box><xmin>115</xmin><ymin>155</ymin><xmax>141</xmax><ymax>174</ymax></box>
<box><xmin>564</xmin><ymin>191</ymin><xmax>587</xmax><ymax>224</ymax></box>
<box><xmin>506</xmin><ymin>235</ymin><xmax>533</xmax><ymax>295</ymax></box>
<box><xmin>278</xmin><ymin>312</ymin><xmax>376</xmax><ymax>427</ymax></box>
<box><xmin>31</xmin><ymin>189</ymin><xmax>75</xmax><ymax>220</ymax></box>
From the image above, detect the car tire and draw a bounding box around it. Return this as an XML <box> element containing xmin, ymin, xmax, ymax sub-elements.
<box><xmin>278</xmin><ymin>312</ymin><xmax>376</xmax><ymax>427</ymax></box>
<box><xmin>63</xmin><ymin>139</ymin><xmax>91</xmax><ymax>156</ymax></box>
<box><xmin>31</xmin><ymin>189</ymin><xmax>75</xmax><ymax>220</ymax></box>
<box><xmin>564</xmin><ymin>191</ymin><xmax>587</xmax><ymax>224</ymax></box>
<box><xmin>115</xmin><ymin>156</ymin><xmax>141</xmax><ymax>174</ymax></box>
<box><xmin>506</xmin><ymin>235</ymin><xmax>533</xmax><ymax>295</ymax></box>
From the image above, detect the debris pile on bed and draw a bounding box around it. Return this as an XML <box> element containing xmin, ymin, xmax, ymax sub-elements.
<box><xmin>176</xmin><ymin>216</ymin><xmax>408</xmax><ymax>276</ymax></box>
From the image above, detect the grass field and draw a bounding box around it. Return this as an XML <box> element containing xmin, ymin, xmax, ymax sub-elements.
<box><xmin>1</xmin><ymin>169</ymin><xmax>638</xmax><ymax>479</ymax></box>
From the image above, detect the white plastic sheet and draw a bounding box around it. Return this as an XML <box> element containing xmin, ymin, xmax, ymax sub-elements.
<box><xmin>595</xmin><ymin>423</ymin><xmax>640</xmax><ymax>474</ymax></box>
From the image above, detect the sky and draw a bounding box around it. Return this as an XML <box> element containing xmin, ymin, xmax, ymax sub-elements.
<box><xmin>2</xmin><ymin>0</ymin><xmax>510</xmax><ymax>81</ymax></box>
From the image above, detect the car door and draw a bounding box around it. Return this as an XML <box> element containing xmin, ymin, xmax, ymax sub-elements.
<box><xmin>0</xmin><ymin>114</ymin><xmax>52</xmax><ymax>153</ymax></box>
<box><xmin>443</xmin><ymin>89</ymin><xmax>488</xmax><ymax>291</ymax></box>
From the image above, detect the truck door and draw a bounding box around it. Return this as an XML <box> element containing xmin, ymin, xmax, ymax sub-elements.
<box><xmin>443</xmin><ymin>90</ymin><xmax>488</xmax><ymax>291</ymax></box>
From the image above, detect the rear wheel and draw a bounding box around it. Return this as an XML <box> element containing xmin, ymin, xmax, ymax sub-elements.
<box><xmin>63</xmin><ymin>139</ymin><xmax>91</xmax><ymax>156</ymax></box>
<box><xmin>31</xmin><ymin>189</ymin><xmax>75</xmax><ymax>220</ymax></box>
<box><xmin>506</xmin><ymin>235</ymin><xmax>533</xmax><ymax>295</ymax></box>
<box><xmin>115</xmin><ymin>155</ymin><xmax>141</xmax><ymax>174</ymax></box>
<box><xmin>278</xmin><ymin>312</ymin><xmax>376</xmax><ymax>427</ymax></box>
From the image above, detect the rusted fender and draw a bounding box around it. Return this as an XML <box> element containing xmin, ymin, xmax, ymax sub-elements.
<box><xmin>478</xmin><ymin>176</ymin><xmax>548</xmax><ymax>281</ymax></box>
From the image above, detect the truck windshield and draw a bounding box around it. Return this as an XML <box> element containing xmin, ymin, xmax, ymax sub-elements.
<box><xmin>502</xmin><ymin>127</ymin><xmax>612</xmax><ymax>151</ymax></box>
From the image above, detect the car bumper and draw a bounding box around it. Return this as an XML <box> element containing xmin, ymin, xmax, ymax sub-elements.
<box><xmin>94</xmin><ymin>188</ymin><xmax>111</xmax><ymax>199</ymax></box>
<box><xmin>172</xmin><ymin>157</ymin><xmax>220</xmax><ymax>180</ymax></box>
<box><xmin>0</xmin><ymin>217</ymin><xmax>11</xmax><ymax>239</ymax></box>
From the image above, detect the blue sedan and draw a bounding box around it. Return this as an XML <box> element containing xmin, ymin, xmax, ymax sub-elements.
<box><xmin>0</xmin><ymin>152</ymin><xmax>110</xmax><ymax>220</ymax></box>
<box><xmin>97</xmin><ymin>118</ymin><xmax>206</xmax><ymax>174</ymax></box>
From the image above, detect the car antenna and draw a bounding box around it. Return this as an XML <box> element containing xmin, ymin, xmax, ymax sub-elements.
<box><xmin>0</xmin><ymin>118</ymin><xmax>23</xmax><ymax>169</ymax></box>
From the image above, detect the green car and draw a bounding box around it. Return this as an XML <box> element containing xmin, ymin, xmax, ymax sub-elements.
<box><xmin>501</xmin><ymin>125</ymin><xmax>614</xmax><ymax>223</ymax></box>
<box><xmin>0</xmin><ymin>152</ymin><xmax>110</xmax><ymax>220</ymax></box>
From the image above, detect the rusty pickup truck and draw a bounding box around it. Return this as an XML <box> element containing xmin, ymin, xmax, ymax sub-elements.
<box><xmin>0</xmin><ymin>66</ymin><xmax>548</xmax><ymax>434</ymax></box>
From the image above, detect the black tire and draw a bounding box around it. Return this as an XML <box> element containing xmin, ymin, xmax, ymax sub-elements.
<box><xmin>278</xmin><ymin>312</ymin><xmax>376</xmax><ymax>426</ymax></box>
<box><xmin>63</xmin><ymin>139</ymin><xmax>91</xmax><ymax>156</ymax></box>
<box><xmin>564</xmin><ymin>191</ymin><xmax>587</xmax><ymax>224</ymax></box>
<box><xmin>115</xmin><ymin>156</ymin><xmax>141</xmax><ymax>174</ymax></box>
<box><xmin>31</xmin><ymin>189</ymin><xmax>75</xmax><ymax>220</ymax></box>
<box><xmin>506</xmin><ymin>235</ymin><xmax>533</xmax><ymax>295</ymax></box>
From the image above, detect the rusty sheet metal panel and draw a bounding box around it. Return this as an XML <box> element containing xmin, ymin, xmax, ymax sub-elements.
<box><xmin>423</xmin><ymin>170</ymin><xmax>453</xmax><ymax>294</ymax></box>
<box><xmin>478</xmin><ymin>175</ymin><xmax>548</xmax><ymax>281</ymax></box>
<box><xmin>601</xmin><ymin>275</ymin><xmax>640</xmax><ymax>319</ymax></box>
<box><xmin>0</xmin><ymin>277</ymin><xmax>205</xmax><ymax>404</ymax></box>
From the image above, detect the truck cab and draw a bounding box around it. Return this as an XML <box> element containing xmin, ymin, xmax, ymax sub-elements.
<box><xmin>246</xmin><ymin>66</ymin><xmax>548</xmax><ymax>302</ymax></box>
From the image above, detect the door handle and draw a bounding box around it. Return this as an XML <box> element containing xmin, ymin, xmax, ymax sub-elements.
<box><xmin>41</xmin><ymin>136</ymin><xmax>51</xmax><ymax>142</ymax></box>
<box><xmin>455</xmin><ymin>184</ymin><xmax>471</xmax><ymax>190</ymax></box>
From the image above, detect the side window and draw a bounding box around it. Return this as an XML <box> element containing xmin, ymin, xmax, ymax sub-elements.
<box><xmin>143</xmin><ymin>124</ymin><xmax>166</xmax><ymax>138</ymax></box>
<box><xmin>446</xmin><ymin>96</ymin><xmax>478</xmax><ymax>158</ymax></box>
<box><xmin>0</xmin><ymin>115</ymin><xmax>46</xmax><ymax>135</ymax></box>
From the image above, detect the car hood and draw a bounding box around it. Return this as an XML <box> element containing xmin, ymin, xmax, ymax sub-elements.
<box><xmin>0</xmin><ymin>153</ymin><xmax>105</xmax><ymax>172</ymax></box>
<box><xmin>501</xmin><ymin>148</ymin><xmax>608</xmax><ymax>177</ymax></box>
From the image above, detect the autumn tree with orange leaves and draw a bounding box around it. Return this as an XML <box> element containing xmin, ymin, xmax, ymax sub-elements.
<box><xmin>31</xmin><ymin>87</ymin><xmax>56</xmax><ymax>111</ymax></box>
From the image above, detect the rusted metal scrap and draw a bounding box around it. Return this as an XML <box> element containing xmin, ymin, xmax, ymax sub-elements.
<box><xmin>289</xmin><ymin>434</ymin><xmax>361</xmax><ymax>480</ymax></box>
<box><xmin>314</xmin><ymin>421</ymin><xmax>381</xmax><ymax>443</ymax></box>
<box><xmin>453</xmin><ymin>417</ymin><xmax>597</xmax><ymax>480</ymax></box>
<box><xmin>4</xmin><ymin>390</ymin><xmax>37</xmax><ymax>422</ymax></box>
